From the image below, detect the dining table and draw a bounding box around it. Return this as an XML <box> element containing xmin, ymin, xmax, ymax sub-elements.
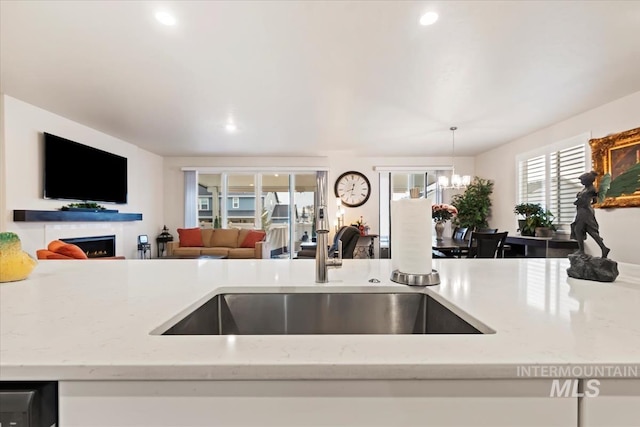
<box><xmin>432</xmin><ymin>237</ymin><xmax>469</xmax><ymax>258</ymax></box>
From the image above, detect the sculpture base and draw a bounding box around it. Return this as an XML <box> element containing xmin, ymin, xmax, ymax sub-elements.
<box><xmin>390</xmin><ymin>269</ymin><xmax>440</xmax><ymax>286</ymax></box>
<box><xmin>567</xmin><ymin>252</ymin><xmax>619</xmax><ymax>282</ymax></box>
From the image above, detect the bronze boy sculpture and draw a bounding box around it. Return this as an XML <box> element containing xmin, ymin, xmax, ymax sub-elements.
<box><xmin>571</xmin><ymin>171</ymin><xmax>610</xmax><ymax>258</ymax></box>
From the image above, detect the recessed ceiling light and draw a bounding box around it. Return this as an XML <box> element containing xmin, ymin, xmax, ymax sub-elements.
<box><xmin>155</xmin><ymin>11</ymin><xmax>176</xmax><ymax>26</ymax></box>
<box><xmin>419</xmin><ymin>12</ymin><xmax>438</xmax><ymax>26</ymax></box>
<box><xmin>225</xmin><ymin>122</ymin><xmax>237</xmax><ymax>133</ymax></box>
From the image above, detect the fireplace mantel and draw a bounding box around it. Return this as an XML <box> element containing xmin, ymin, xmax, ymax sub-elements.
<box><xmin>13</xmin><ymin>210</ymin><xmax>143</xmax><ymax>222</ymax></box>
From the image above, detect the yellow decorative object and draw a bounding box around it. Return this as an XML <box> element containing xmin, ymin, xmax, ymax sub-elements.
<box><xmin>0</xmin><ymin>232</ymin><xmax>37</xmax><ymax>283</ymax></box>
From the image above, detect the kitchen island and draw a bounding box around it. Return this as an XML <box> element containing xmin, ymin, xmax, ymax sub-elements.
<box><xmin>1</xmin><ymin>258</ymin><xmax>639</xmax><ymax>426</ymax></box>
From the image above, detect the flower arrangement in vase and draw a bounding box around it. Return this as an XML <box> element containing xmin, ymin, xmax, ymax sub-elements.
<box><xmin>432</xmin><ymin>204</ymin><xmax>458</xmax><ymax>241</ymax></box>
<box><xmin>353</xmin><ymin>216</ymin><xmax>367</xmax><ymax>236</ymax></box>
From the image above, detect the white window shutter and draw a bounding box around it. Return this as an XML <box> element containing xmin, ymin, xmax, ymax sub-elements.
<box><xmin>550</xmin><ymin>145</ymin><xmax>586</xmax><ymax>224</ymax></box>
<box><xmin>517</xmin><ymin>143</ymin><xmax>586</xmax><ymax>225</ymax></box>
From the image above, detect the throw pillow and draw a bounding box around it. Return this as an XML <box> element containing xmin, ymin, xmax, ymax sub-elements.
<box><xmin>47</xmin><ymin>240</ymin><xmax>67</xmax><ymax>253</ymax></box>
<box><xmin>178</xmin><ymin>227</ymin><xmax>204</xmax><ymax>247</ymax></box>
<box><xmin>55</xmin><ymin>243</ymin><xmax>89</xmax><ymax>259</ymax></box>
<box><xmin>37</xmin><ymin>249</ymin><xmax>73</xmax><ymax>260</ymax></box>
<box><xmin>241</xmin><ymin>230</ymin><xmax>266</xmax><ymax>248</ymax></box>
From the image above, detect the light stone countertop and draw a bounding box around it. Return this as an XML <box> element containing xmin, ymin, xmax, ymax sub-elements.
<box><xmin>1</xmin><ymin>258</ymin><xmax>639</xmax><ymax>381</ymax></box>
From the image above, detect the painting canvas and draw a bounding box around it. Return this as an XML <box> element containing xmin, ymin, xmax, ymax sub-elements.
<box><xmin>590</xmin><ymin>127</ymin><xmax>640</xmax><ymax>208</ymax></box>
<box><xmin>610</xmin><ymin>143</ymin><xmax>640</xmax><ymax>180</ymax></box>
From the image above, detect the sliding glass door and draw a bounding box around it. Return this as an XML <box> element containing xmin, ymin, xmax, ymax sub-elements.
<box><xmin>262</xmin><ymin>173</ymin><xmax>291</xmax><ymax>258</ymax></box>
<box><xmin>197</xmin><ymin>173</ymin><xmax>222</xmax><ymax>228</ymax></box>
<box><xmin>193</xmin><ymin>170</ymin><xmax>318</xmax><ymax>259</ymax></box>
<box><xmin>226</xmin><ymin>174</ymin><xmax>258</xmax><ymax>229</ymax></box>
<box><xmin>293</xmin><ymin>173</ymin><xmax>316</xmax><ymax>257</ymax></box>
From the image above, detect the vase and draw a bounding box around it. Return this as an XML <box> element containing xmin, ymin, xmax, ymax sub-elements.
<box><xmin>535</xmin><ymin>227</ymin><xmax>553</xmax><ymax>238</ymax></box>
<box><xmin>435</xmin><ymin>221</ymin><xmax>445</xmax><ymax>241</ymax></box>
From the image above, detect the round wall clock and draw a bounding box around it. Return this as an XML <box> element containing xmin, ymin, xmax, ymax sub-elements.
<box><xmin>334</xmin><ymin>171</ymin><xmax>371</xmax><ymax>208</ymax></box>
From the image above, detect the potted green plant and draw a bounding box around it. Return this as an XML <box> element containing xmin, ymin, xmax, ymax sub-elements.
<box><xmin>513</xmin><ymin>203</ymin><xmax>543</xmax><ymax>236</ymax></box>
<box><xmin>451</xmin><ymin>177</ymin><xmax>494</xmax><ymax>231</ymax></box>
<box><xmin>514</xmin><ymin>203</ymin><xmax>556</xmax><ymax>237</ymax></box>
<box><xmin>531</xmin><ymin>209</ymin><xmax>556</xmax><ymax>237</ymax></box>
<box><xmin>61</xmin><ymin>202</ymin><xmax>106</xmax><ymax>211</ymax></box>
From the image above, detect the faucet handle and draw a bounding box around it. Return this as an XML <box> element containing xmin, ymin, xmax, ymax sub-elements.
<box><xmin>327</xmin><ymin>239</ymin><xmax>343</xmax><ymax>269</ymax></box>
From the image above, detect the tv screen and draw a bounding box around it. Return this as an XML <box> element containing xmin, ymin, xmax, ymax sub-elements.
<box><xmin>43</xmin><ymin>132</ymin><xmax>128</xmax><ymax>204</ymax></box>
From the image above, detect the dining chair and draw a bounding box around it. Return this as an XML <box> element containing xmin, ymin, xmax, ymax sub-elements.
<box><xmin>467</xmin><ymin>231</ymin><xmax>508</xmax><ymax>258</ymax></box>
<box><xmin>295</xmin><ymin>226</ymin><xmax>360</xmax><ymax>259</ymax></box>
<box><xmin>451</xmin><ymin>227</ymin><xmax>470</xmax><ymax>240</ymax></box>
<box><xmin>475</xmin><ymin>228</ymin><xmax>498</xmax><ymax>234</ymax></box>
<box><xmin>475</xmin><ymin>228</ymin><xmax>509</xmax><ymax>255</ymax></box>
<box><xmin>449</xmin><ymin>227</ymin><xmax>470</xmax><ymax>257</ymax></box>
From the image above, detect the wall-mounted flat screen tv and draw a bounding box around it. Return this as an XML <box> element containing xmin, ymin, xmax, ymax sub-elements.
<box><xmin>43</xmin><ymin>132</ymin><xmax>128</xmax><ymax>204</ymax></box>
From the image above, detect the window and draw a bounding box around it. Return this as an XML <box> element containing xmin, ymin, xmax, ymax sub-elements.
<box><xmin>185</xmin><ymin>167</ymin><xmax>322</xmax><ymax>258</ymax></box>
<box><xmin>198</xmin><ymin>173</ymin><xmax>221</xmax><ymax>227</ymax></box>
<box><xmin>198</xmin><ymin>197</ymin><xmax>210</xmax><ymax>211</ymax></box>
<box><xmin>517</xmin><ymin>134</ymin><xmax>588</xmax><ymax>225</ymax></box>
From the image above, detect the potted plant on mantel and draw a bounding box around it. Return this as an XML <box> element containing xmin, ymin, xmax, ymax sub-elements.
<box><xmin>60</xmin><ymin>202</ymin><xmax>106</xmax><ymax>212</ymax></box>
<box><xmin>514</xmin><ymin>203</ymin><xmax>556</xmax><ymax>237</ymax></box>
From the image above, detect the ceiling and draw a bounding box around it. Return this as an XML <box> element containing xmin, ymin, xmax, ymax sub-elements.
<box><xmin>2</xmin><ymin>1</ymin><xmax>639</xmax><ymax>158</ymax></box>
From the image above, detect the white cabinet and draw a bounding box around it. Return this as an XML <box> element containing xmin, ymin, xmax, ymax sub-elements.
<box><xmin>582</xmin><ymin>379</ymin><xmax>640</xmax><ymax>427</ymax></box>
<box><xmin>60</xmin><ymin>379</ymin><xmax>576</xmax><ymax>426</ymax></box>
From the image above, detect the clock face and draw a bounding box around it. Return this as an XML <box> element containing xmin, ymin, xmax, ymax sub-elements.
<box><xmin>334</xmin><ymin>171</ymin><xmax>371</xmax><ymax>207</ymax></box>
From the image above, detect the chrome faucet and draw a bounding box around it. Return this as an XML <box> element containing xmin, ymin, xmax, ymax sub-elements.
<box><xmin>315</xmin><ymin>171</ymin><xmax>342</xmax><ymax>283</ymax></box>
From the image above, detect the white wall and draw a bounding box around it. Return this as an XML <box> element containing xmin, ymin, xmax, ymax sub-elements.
<box><xmin>1</xmin><ymin>95</ymin><xmax>164</xmax><ymax>258</ymax></box>
<box><xmin>476</xmin><ymin>91</ymin><xmax>640</xmax><ymax>265</ymax></box>
<box><xmin>0</xmin><ymin>96</ymin><xmax>7</xmax><ymax>233</ymax></box>
<box><xmin>162</xmin><ymin>154</ymin><xmax>474</xmax><ymax>240</ymax></box>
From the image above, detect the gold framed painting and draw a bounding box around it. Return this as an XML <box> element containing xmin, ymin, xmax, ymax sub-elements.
<box><xmin>589</xmin><ymin>127</ymin><xmax>640</xmax><ymax>208</ymax></box>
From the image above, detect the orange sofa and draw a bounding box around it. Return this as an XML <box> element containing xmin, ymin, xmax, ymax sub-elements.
<box><xmin>167</xmin><ymin>228</ymin><xmax>266</xmax><ymax>259</ymax></box>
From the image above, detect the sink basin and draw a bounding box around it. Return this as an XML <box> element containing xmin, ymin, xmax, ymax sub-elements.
<box><xmin>160</xmin><ymin>293</ymin><xmax>490</xmax><ymax>335</ymax></box>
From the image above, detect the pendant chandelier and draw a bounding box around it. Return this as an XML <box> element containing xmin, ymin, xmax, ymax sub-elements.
<box><xmin>438</xmin><ymin>126</ymin><xmax>471</xmax><ymax>189</ymax></box>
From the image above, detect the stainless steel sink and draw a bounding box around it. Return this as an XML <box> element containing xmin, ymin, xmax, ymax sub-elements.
<box><xmin>161</xmin><ymin>293</ymin><xmax>489</xmax><ymax>335</ymax></box>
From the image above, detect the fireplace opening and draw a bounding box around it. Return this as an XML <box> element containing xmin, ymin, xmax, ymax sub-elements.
<box><xmin>60</xmin><ymin>235</ymin><xmax>116</xmax><ymax>258</ymax></box>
